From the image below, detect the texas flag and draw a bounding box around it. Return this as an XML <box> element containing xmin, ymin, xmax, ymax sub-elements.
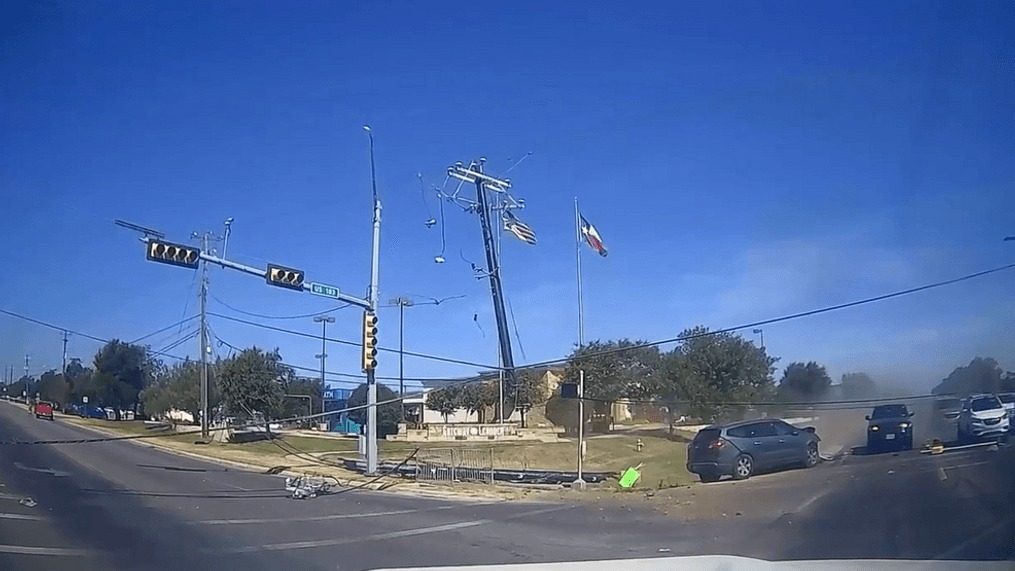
<box><xmin>579</xmin><ymin>214</ymin><xmax>608</xmax><ymax>257</ymax></box>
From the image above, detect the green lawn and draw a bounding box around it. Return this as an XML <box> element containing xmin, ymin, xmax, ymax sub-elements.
<box><xmin>66</xmin><ymin>417</ymin><xmax>694</xmax><ymax>489</ymax></box>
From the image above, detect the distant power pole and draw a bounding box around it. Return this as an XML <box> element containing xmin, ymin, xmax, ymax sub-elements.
<box><xmin>199</xmin><ymin>231</ymin><xmax>211</xmax><ymax>440</ymax></box>
<box><xmin>62</xmin><ymin>330</ymin><xmax>69</xmax><ymax>375</ymax></box>
<box><xmin>24</xmin><ymin>354</ymin><xmax>29</xmax><ymax>380</ymax></box>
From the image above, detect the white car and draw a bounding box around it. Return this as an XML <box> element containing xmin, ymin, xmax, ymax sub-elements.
<box><xmin>998</xmin><ymin>393</ymin><xmax>1015</xmax><ymax>432</ymax></box>
<box><xmin>957</xmin><ymin>394</ymin><xmax>1009</xmax><ymax>443</ymax></box>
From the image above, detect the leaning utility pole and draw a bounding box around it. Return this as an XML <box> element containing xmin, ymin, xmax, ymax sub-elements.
<box><xmin>447</xmin><ymin>160</ymin><xmax>518</xmax><ymax>406</ymax></box>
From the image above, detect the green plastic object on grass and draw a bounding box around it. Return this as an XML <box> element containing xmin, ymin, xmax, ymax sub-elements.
<box><xmin>618</xmin><ymin>466</ymin><xmax>641</xmax><ymax>488</ymax></box>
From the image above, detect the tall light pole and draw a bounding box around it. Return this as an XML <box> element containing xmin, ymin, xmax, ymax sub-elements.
<box><xmin>364</xmin><ymin>125</ymin><xmax>382</xmax><ymax>475</ymax></box>
<box><xmin>313</xmin><ymin>315</ymin><xmax>335</xmax><ymax>418</ymax></box>
<box><xmin>387</xmin><ymin>295</ymin><xmax>464</xmax><ymax>424</ymax></box>
<box><xmin>389</xmin><ymin>297</ymin><xmax>413</xmax><ymax>422</ymax></box>
<box><xmin>753</xmin><ymin>328</ymin><xmax>765</xmax><ymax>350</ymax></box>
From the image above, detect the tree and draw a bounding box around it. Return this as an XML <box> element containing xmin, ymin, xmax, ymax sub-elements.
<box><xmin>142</xmin><ymin>360</ymin><xmax>218</xmax><ymax>423</ymax></box>
<box><xmin>459</xmin><ymin>382</ymin><xmax>498</xmax><ymax>423</ymax></box>
<box><xmin>282</xmin><ymin>377</ymin><xmax>325</xmax><ymax>426</ymax></box>
<box><xmin>565</xmin><ymin>339</ymin><xmax>659</xmax><ymax>401</ymax></box>
<box><xmin>779</xmin><ymin>361</ymin><xmax>832</xmax><ymax>401</ymax></box>
<box><xmin>7</xmin><ymin>376</ymin><xmax>33</xmax><ymax>401</ymax></box>
<box><xmin>544</xmin><ymin>394</ymin><xmax>593</xmax><ymax>434</ymax></box>
<box><xmin>652</xmin><ymin>326</ymin><xmax>778</xmax><ymax>425</ymax></box>
<box><xmin>346</xmin><ymin>383</ymin><xmax>401</xmax><ymax>436</ymax></box>
<box><xmin>91</xmin><ymin>340</ymin><xmax>162</xmax><ymax>416</ymax></box>
<box><xmin>218</xmin><ymin>347</ymin><xmax>291</xmax><ymax>421</ymax></box>
<box><xmin>425</xmin><ymin>385</ymin><xmax>461</xmax><ymax>423</ymax></box>
<box><xmin>932</xmin><ymin>357</ymin><xmax>1005</xmax><ymax>396</ymax></box>
<box><xmin>38</xmin><ymin>370</ymin><xmax>71</xmax><ymax>408</ymax></box>
<box><xmin>65</xmin><ymin>358</ymin><xmax>95</xmax><ymax>405</ymax></box>
<box><xmin>841</xmin><ymin>372</ymin><xmax>877</xmax><ymax>400</ymax></box>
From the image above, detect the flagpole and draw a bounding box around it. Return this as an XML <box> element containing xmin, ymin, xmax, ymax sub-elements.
<box><xmin>574</xmin><ymin>196</ymin><xmax>586</xmax><ymax>490</ymax></box>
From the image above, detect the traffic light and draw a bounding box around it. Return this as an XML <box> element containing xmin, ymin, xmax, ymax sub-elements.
<box><xmin>146</xmin><ymin>240</ymin><xmax>201</xmax><ymax>269</ymax></box>
<box><xmin>361</xmin><ymin>312</ymin><xmax>378</xmax><ymax>372</ymax></box>
<box><xmin>266</xmin><ymin>264</ymin><xmax>305</xmax><ymax>291</ymax></box>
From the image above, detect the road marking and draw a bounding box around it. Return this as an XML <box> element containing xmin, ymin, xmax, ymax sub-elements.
<box><xmin>194</xmin><ymin>508</ymin><xmax>419</xmax><ymax>525</ymax></box>
<box><xmin>937</xmin><ymin>467</ymin><xmax>947</xmax><ymax>481</ymax></box>
<box><xmin>933</xmin><ymin>516</ymin><xmax>1014</xmax><ymax>560</ymax></box>
<box><xmin>13</xmin><ymin>462</ymin><xmax>70</xmax><ymax>477</ymax></box>
<box><xmin>940</xmin><ymin>460</ymin><xmax>991</xmax><ymax>471</ymax></box>
<box><xmin>791</xmin><ymin>488</ymin><xmax>831</xmax><ymax>514</ymax></box>
<box><xmin>192</xmin><ymin>502</ymin><xmax>493</xmax><ymax>525</ymax></box>
<box><xmin>0</xmin><ymin>544</ymin><xmax>94</xmax><ymax>556</ymax></box>
<box><xmin>216</xmin><ymin>505</ymin><xmax>570</xmax><ymax>553</ymax></box>
<box><xmin>0</xmin><ymin>512</ymin><xmax>45</xmax><ymax>521</ymax></box>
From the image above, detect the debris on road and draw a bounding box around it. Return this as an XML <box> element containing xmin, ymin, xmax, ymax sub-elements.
<box><xmin>618</xmin><ymin>464</ymin><xmax>643</xmax><ymax>489</ymax></box>
<box><xmin>19</xmin><ymin>497</ymin><xmax>37</xmax><ymax>508</ymax></box>
<box><xmin>285</xmin><ymin>475</ymin><xmax>336</xmax><ymax>499</ymax></box>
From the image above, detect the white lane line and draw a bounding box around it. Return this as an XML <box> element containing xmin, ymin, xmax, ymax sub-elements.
<box><xmin>217</xmin><ymin>504</ymin><xmax>570</xmax><ymax>553</ymax></box>
<box><xmin>0</xmin><ymin>544</ymin><xmax>95</xmax><ymax>556</ymax></box>
<box><xmin>194</xmin><ymin>508</ymin><xmax>419</xmax><ymax>525</ymax></box>
<box><xmin>0</xmin><ymin>512</ymin><xmax>46</xmax><ymax>521</ymax></box>
<box><xmin>933</xmin><ymin>516</ymin><xmax>1014</xmax><ymax>560</ymax></box>
<box><xmin>940</xmin><ymin>460</ymin><xmax>991</xmax><ymax>471</ymax></box>
<box><xmin>791</xmin><ymin>488</ymin><xmax>831</xmax><ymax>513</ymax></box>
<box><xmin>191</xmin><ymin>502</ymin><xmax>493</xmax><ymax>525</ymax></box>
<box><xmin>937</xmin><ymin>467</ymin><xmax>947</xmax><ymax>481</ymax></box>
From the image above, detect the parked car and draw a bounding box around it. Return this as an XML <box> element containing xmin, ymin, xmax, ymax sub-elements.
<box><xmin>998</xmin><ymin>393</ymin><xmax>1015</xmax><ymax>432</ymax></box>
<box><xmin>957</xmin><ymin>394</ymin><xmax>1009</xmax><ymax>443</ymax></box>
<box><xmin>865</xmin><ymin>404</ymin><xmax>914</xmax><ymax>452</ymax></box>
<box><xmin>34</xmin><ymin>401</ymin><xmax>55</xmax><ymax>421</ymax></box>
<box><xmin>686</xmin><ymin>419</ymin><xmax>820</xmax><ymax>482</ymax></box>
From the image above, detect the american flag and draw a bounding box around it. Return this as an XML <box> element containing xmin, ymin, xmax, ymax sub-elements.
<box><xmin>503</xmin><ymin>210</ymin><xmax>537</xmax><ymax>245</ymax></box>
<box><xmin>579</xmin><ymin>214</ymin><xmax>607</xmax><ymax>256</ymax></box>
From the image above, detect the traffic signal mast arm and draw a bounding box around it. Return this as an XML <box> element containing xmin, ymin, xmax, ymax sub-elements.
<box><xmin>143</xmin><ymin>238</ymin><xmax>371</xmax><ymax>310</ymax></box>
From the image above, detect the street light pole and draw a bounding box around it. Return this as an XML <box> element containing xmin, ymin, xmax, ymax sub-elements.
<box><xmin>313</xmin><ymin>315</ymin><xmax>335</xmax><ymax>419</ymax></box>
<box><xmin>388</xmin><ymin>297</ymin><xmax>414</xmax><ymax>422</ymax></box>
<box><xmin>364</xmin><ymin>125</ymin><xmax>382</xmax><ymax>476</ymax></box>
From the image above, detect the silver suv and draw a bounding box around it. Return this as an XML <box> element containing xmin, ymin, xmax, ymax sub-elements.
<box><xmin>957</xmin><ymin>394</ymin><xmax>1010</xmax><ymax>443</ymax></box>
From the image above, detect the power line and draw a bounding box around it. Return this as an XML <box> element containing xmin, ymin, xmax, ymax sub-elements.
<box><xmin>210</xmin><ymin>332</ymin><xmax>437</xmax><ymax>386</ymax></box>
<box><xmin>129</xmin><ymin>316</ymin><xmax>199</xmax><ymax>344</ymax></box>
<box><xmin>0</xmin><ymin>308</ymin><xmax>107</xmax><ymax>344</ymax></box>
<box><xmin>208</xmin><ymin>312</ymin><xmax>497</xmax><ymax>370</ymax></box>
<box><xmin>0</xmin><ymin>308</ymin><xmax>190</xmax><ymax>363</ymax></box>
<box><xmin>210</xmin><ymin>293</ymin><xmax>352</xmax><ymax>320</ymax></box>
<box><xmin>517</xmin><ymin>261</ymin><xmax>1015</xmax><ymax>370</ymax></box>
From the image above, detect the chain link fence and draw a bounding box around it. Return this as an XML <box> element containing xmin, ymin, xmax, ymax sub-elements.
<box><xmin>414</xmin><ymin>448</ymin><xmax>494</xmax><ymax>485</ymax></box>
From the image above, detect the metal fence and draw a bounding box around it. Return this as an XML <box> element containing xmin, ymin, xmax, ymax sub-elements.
<box><xmin>414</xmin><ymin>448</ymin><xmax>494</xmax><ymax>485</ymax></box>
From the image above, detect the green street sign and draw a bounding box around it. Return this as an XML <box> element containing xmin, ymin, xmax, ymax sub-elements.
<box><xmin>310</xmin><ymin>283</ymin><xmax>340</xmax><ymax>299</ymax></box>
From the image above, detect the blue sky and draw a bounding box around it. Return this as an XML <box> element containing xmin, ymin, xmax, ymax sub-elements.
<box><xmin>2</xmin><ymin>1</ymin><xmax>1013</xmax><ymax>392</ymax></box>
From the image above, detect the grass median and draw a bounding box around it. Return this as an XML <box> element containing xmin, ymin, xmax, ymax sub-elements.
<box><xmin>62</xmin><ymin>417</ymin><xmax>695</xmax><ymax>489</ymax></box>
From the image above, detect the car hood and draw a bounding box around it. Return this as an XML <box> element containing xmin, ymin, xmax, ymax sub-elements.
<box><xmin>970</xmin><ymin>410</ymin><xmax>1006</xmax><ymax>421</ymax></box>
<box><xmin>371</xmin><ymin>555</ymin><xmax>1011</xmax><ymax>571</ymax></box>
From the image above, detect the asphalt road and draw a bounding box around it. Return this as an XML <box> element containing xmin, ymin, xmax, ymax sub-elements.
<box><xmin>0</xmin><ymin>401</ymin><xmax>1011</xmax><ymax>570</ymax></box>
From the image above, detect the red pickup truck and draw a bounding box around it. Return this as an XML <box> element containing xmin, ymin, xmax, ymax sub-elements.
<box><xmin>34</xmin><ymin>401</ymin><xmax>54</xmax><ymax>421</ymax></box>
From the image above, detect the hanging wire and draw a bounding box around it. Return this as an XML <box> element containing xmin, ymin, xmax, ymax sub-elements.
<box><xmin>210</xmin><ymin>293</ymin><xmax>351</xmax><ymax>320</ymax></box>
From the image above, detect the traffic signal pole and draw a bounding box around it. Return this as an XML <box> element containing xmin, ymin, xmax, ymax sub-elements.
<box><xmin>364</xmin><ymin>125</ymin><xmax>381</xmax><ymax>476</ymax></box>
